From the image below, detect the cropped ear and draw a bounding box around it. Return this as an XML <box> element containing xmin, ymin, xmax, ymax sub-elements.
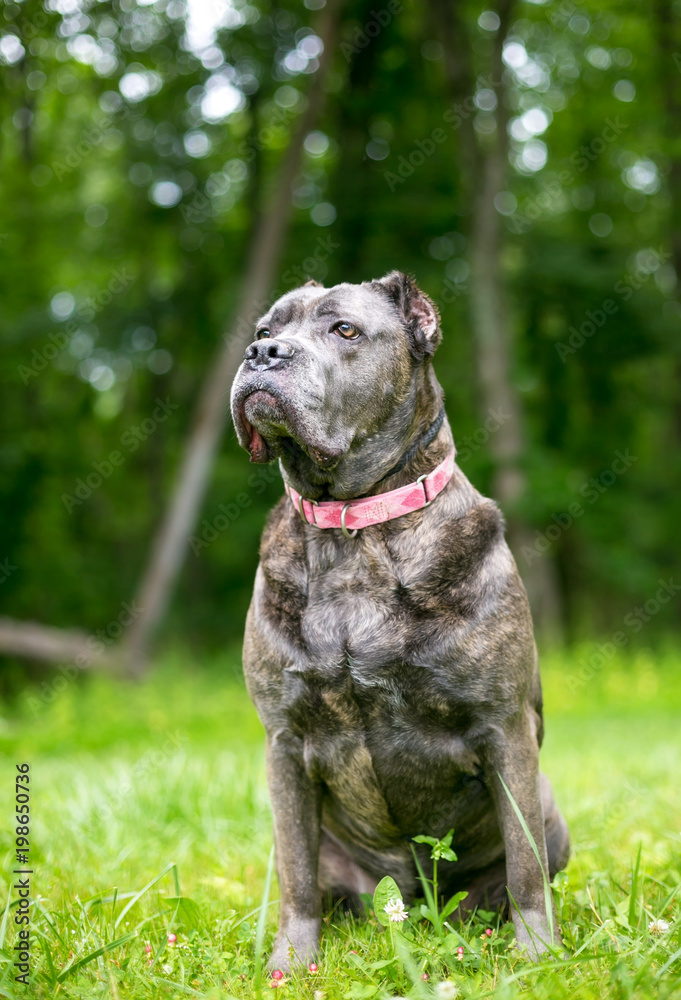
<box><xmin>303</xmin><ymin>278</ymin><xmax>323</xmax><ymax>287</ymax></box>
<box><xmin>370</xmin><ymin>271</ymin><xmax>442</xmax><ymax>360</ymax></box>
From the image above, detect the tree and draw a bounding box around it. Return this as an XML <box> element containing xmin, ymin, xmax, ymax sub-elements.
<box><xmin>122</xmin><ymin>0</ymin><xmax>343</xmax><ymax>668</ymax></box>
<box><xmin>431</xmin><ymin>0</ymin><xmax>563</xmax><ymax>637</ymax></box>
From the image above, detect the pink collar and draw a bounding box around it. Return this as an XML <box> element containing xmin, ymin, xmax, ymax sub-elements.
<box><xmin>284</xmin><ymin>450</ymin><xmax>455</xmax><ymax>537</ymax></box>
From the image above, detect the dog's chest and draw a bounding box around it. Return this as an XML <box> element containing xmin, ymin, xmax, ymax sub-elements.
<box><xmin>290</xmin><ymin>530</ymin><xmax>484</xmax><ymax>711</ymax></box>
<box><xmin>280</xmin><ymin>535</ymin><xmax>485</xmax><ymax>837</ymax></box>
<box><xmin>299</xmin><ymin>532</ymin><xmax>421</xmax><ymax>670</ymax></box>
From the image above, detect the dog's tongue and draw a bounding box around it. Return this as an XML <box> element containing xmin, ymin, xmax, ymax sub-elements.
<box><xmin>248</xmin><ymin>425</ymin><xmax>268</xmax><ymax>463</ymax></box>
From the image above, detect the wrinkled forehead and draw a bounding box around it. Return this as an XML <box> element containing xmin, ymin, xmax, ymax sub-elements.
<box><xmin>256</xmin><ymin>282</ymin><xmax>395</xmax><ymax>330</ymax></box>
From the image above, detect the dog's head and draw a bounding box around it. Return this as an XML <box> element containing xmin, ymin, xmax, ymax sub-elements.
<box><xmin>230</xmin><ymin>271</ymin><xmax>444</xmax><ymax>499</ymax></box>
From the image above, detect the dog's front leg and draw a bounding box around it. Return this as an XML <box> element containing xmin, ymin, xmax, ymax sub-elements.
<box><xmin>265</xmin><ymin>734</ymin><xmax>322</xmax><ymax>973</ymax></box>
<box><xmin>484</xmin><ymin>712</ymin><xmax>559</xmax><ymax>958</ymax></box>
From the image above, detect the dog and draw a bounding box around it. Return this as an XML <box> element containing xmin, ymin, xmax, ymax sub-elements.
<box><xmin>230</xmin><ymin>271</ymin><xmax>569</xmax><ymax>971</ymax></box>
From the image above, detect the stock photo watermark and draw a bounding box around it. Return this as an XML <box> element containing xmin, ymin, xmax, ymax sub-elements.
<box><xmin>383</xmin><ymin>75</ymin><xmax>501</xmax><ymax>192</ymax></box>
<box><xmin>26</xmin><ymin>600</ymin><xmax>144</xmax><ymax>717</ymax></box>
<box><xmin>190</xmin><ymin>464</ymin><xmax>281</xmax><ymax>555</ymax></box>
<box><xmin>506</xmin><ymin>117</ymin><xmax>628</xmax><ymax>234</ymax></box>
<box><xmin>18</xmin><ymin>267</ymin><xmax>137</xmax><ymax>385</ymax></box>
<box><xmin>566</xmin><ymin>579</ymin><xmax>680</xmax><ymax>696</ymax></box>
<box><xmin>602</xmin><ymin>779</ymin><xmax>649</xmax><ymax>831</ymax></box>
<box><xmin>548</xmin><ymin>0</ymin><xmax>581</xmax><ymax>28</ymax></box>
<box><xmin>555</xmin><ymin>247</ymin><xmax>670</xmax><ymax>361</ymax></box>
<box><xmin>522</xmin><ymin>449</ymin><xmax>638</xmax><ymax>565</ymax></box>
<box><xmin>61</xmin><ymin>397</ymin><xmax>179</xmax><ymax>512</ymax></box>
<box><xmin>181</xmin><ymin>103</ymin><xmax>303</xmax><ymax>225</ymax></box>
<box><xmin>437</xmin><ymin>275</ymin><xmax>468</xmax><ymax>305</ymax></box>
<box><xmin>51</xmin><ymin>107</ymin><xmax>129</xmax><ymax>181</ymax></box>
<box><xmin>340</xmin><ymin>2</ymin><xmax>403</xmax><ymax>62</ymax></box>
<box><xmin>97</xmin><ymin>730</ymin><xmax>189</xmax><ymax>820</ymax></box>
<box><xmin>280</xmin><ymin>235</ymin><xmax>340</xmax><ymax>287</ymax></box>
<box><xmin>456</xmin><ymin>407</ymin><xmax>511</xmax><ymax>463</ymax></box>
<box><xmin>0</xmin><ymin>559</ymin><xmax>18</xmax><ymax>584</ymax></box>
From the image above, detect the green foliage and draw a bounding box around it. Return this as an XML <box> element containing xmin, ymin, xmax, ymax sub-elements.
<box><xmin>411</xmin><ymin>832</ymin><xmax>467</xmax><ymax>939</ymax></box>
<box><xmin>253</xmin><ymin>846</ymin><xmax>275</xmax><ymax>996</ymax></box>
<box><xmin>372</xmin><ymin>876</ymin><xmax>404</xmax><ymax>929</ymax></box>
<box><xmin>0</xmin><ymin>648</ymin><xmax>680</xmax><ymax>997</ymax></box>
<box><xmin>413</xmin><ymin>831</ymin><xmax>458</xmax><ymax>863</ymax></box>
<box><xmin>0</xmin><ymin>0</ymin><xmax>680</xmax><ymax>656</ymax></box>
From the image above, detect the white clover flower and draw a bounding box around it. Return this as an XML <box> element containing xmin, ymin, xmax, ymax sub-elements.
<box><xmin>435</xmin><ymin>981</ymin><xmax>460</xmax><ymax>999</ymax></box>
<box><xmin>162</xmin><ymin>963</ymin><xmax>173</xmax><ymax>974</ymax></box>
<box><xmin>383</xmin><ymin>897</ymin><xmax>409</xmax><ymax>922</ymax></box>
<box><xmin>649</xmin><ymin>918</ymin><xmax>671</xmax><ymax>935</ymax></box>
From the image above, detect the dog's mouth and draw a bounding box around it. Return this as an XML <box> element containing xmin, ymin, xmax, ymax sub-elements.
<box><xmin>238</xmin><ymin>389</ymin><xmax>284</xmax><ymax>463</ymax></box>
<box><xmin>236</xmin><ymin>386</ymin><xmax>342</xmax><ymax>469</ymax></box>
<box><xmin>243</xmin><ymin>389</ymin><xmax>283</xmax><ymax>420</ymax></box>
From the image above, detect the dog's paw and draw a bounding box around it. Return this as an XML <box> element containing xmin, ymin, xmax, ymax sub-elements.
<box><xmin>266</xmin><ymin>947</ymin><xmax>293</xmax><ymax>976</ymax></box>
<box><xmin>266</xmin><ymin>919</ymin><xmax>320</xmax><ymax>975</ymax></box>
<box><xmin>512</xmin><ymin>911</ymin><xmax>564</xmax><ymax>961</ymax></box>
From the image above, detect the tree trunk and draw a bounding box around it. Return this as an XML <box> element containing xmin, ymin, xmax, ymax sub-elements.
<box><xmin>0</xmin><ymin>617</ymin><xmax>116</xmax><ymax>669</ymax></box>
<box><xmin>653</xmin><ymin>2</ymin><xmax>681</xmax><ymax>462</ymax></box>
<box><xmin>431</xmin><ymin>0</ymin><xmax>563</xmax><ymax>640</ymax></box>
<box><xmin>122</xmin><ymin>0</ymin><xmax>343</xmax><ymax>670</ymax></box>
<box><xmin>653</xmin><ymin>1</ymin><xmax>681</xmax><ymax>268</ymax></box>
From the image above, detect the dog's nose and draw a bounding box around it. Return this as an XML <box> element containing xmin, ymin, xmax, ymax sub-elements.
<box><xmin>245</xmin><ymin>339</ymin><xmax>295</xmax><ymax>370</ymax></box>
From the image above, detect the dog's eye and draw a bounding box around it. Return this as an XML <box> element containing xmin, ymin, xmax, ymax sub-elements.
<box><xmin>255</xmin><ymin>328</ymin><xmax>271</xmax><ymax>340</ymax></box>
<box><xmin>333</xmin><ymin>321</ymin><xmax>360</xmax><ymax>340</ymax></box>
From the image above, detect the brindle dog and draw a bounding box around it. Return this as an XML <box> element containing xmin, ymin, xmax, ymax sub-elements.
<box><xmin>230</xmin><ymin>272</ymin><xmax>569</xmax><ymax>971</ymax></box>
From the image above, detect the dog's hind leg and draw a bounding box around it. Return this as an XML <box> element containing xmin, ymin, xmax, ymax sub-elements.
<box><xmin>540</xmin><ymin>772</ymin><xmax>570</xmax><ymax>877</ymax></box>
<box><xmin>318</xmin><ymin>828</ymin><xmax>378</xmax><ymax>914</ymax></box>
<box><xmin>456</xmin><ymin>860</ymin><xmax>509</xmax><ymax>916</ymax></box>
<box><xmin>448</xmin><ymin>775</ymin><xmax>569</xmax><ymax>921</ymax></box>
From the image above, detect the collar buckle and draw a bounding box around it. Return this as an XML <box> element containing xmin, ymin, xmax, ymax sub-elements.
<box><xmin>297</xmin><ymin>494</ymin><xmax>318</xmax><ymax>525</ymax></box>
<box><xmin>416</xmin><ymin>473</ymin><xmax>431</xmax><ymax>506</ymax></box>
<box><xmin>340</xmin><ymin>503</ymin><xmax>358</xmax><ymax>538</ymax></box>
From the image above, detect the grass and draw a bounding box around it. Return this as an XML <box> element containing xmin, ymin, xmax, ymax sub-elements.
<box><xmin>0</xmin><ymin>645</ymin><xmax>680</xmax><ymax>999</ymax></box>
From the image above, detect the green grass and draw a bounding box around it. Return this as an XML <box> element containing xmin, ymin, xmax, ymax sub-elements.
<box><xmin>0</xmin><ymin>645</ymin><xmax>680</xmax><ymax>999</ymax></box>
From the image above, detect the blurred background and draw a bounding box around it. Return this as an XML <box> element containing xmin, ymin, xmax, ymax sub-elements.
<box><xmin>2</xmin><ymin>0</ymin><xmax>680</xmax><ymax>687</ymax></box>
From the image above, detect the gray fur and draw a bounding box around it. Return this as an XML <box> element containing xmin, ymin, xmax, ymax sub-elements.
<box><xmin>230</xmin><ymin>272</ymin><xmax>569</xmax><ymax>971</ymax></box>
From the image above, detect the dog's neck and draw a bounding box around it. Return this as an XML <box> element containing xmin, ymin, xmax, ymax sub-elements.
<box><xmin>278</xmin><ymin>365</ymin><xmax>454</xmax><ymax>501</ymax></box>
